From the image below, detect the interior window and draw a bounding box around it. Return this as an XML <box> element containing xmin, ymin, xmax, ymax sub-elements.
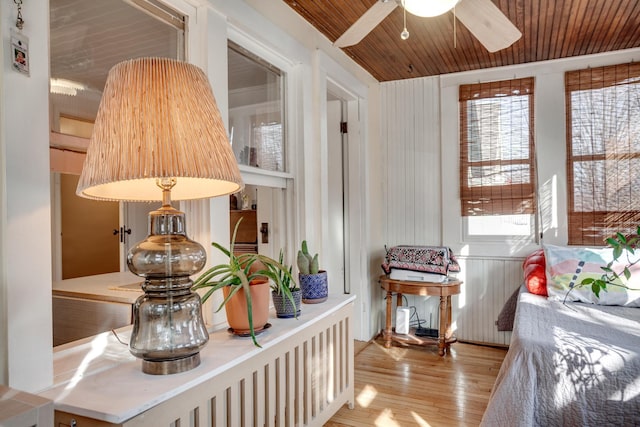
<box><xmin>228</xmin><ymin>41</ymin><xmax>285</xmax><ymax>172</ymax></box>
<box><xmin>49</xmin><ymin>0</ymin><xmax>184</xmax><ymax>279</ymax></box>
<box><xmin>565</xmin><ymin>63</ymin><xmax>640</xmax><ymax>246</ymax></box>
<box><xmin>226</xmin><ymin>41</ymin><xmax>291</xmax><ymax>260</ymax></box>
<box><xmin>459</xmin><ymin>77</ymin><xmax>537</xmax><ymax>239</ymax></box>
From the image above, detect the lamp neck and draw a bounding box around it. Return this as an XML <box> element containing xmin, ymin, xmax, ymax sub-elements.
<box><xmin>157</xmin><ymin>178</ymin><xmax>177</xmax><ymax>208</ymax></box>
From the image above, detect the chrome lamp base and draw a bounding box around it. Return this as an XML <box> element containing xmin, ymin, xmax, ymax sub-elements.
<box><xmin>142</xmin><ymin>353</ymin><xmax>201</xmax><ymax>375</ymax></box>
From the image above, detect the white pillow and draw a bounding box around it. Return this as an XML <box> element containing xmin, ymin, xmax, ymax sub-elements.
<box><xmin>544</xmin><ymin>243</ymin><xmax>640</xmax><ymax>307</ymax></box>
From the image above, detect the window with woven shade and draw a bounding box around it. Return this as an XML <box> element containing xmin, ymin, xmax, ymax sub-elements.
<box><xmin>459</xmin><ymin>77</ymin><xmax>536</xmax><ymax>237</ymax></box>
<box><xmin>565</xmin><ymin>63</ymin><xmax>640</xmax><ymax>246</ymax></box>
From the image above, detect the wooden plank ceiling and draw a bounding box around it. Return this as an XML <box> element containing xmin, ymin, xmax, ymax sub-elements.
<box><xmin>282</xmin><ymin>0</ymin><xmax>640</xmax><ymax>82</ymax></box>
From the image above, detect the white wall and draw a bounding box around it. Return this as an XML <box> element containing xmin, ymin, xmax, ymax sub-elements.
<box><xmin>1</xmin><ymin>1</ymin><xmax>53</xmax><ymax>390</ymax></box>
<box><xmin>381</xmin><ymin>47</ymin><xmax>640</xmax><ymax>344</ymax></box>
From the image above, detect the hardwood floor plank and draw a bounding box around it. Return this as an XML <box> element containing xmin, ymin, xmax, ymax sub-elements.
<box><xmin>325</xmin><ymin>338</ymin><xmax>507</xmax><ymax>427</ymax></box>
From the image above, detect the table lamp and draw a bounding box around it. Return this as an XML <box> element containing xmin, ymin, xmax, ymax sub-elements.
<box><xmin>77</xmin><ymin>57</ymin><xmax>243</xmax><ymax>374</ymax></box>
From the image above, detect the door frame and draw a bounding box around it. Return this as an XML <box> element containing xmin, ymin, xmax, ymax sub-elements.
<box><xmin>316</xmin><ymin>51</ymin><xmax>370</xmax><ymax>340</ymax></box>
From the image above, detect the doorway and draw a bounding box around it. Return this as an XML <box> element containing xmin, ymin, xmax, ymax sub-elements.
<box><xmin>322</xmin><ymin>67</ymin><xmax>368</xmax><ymax>340</ymax></box>
<box><xmin>326</xmin><ymin>95</ymin><xmax>348</xmax><ymax>295</ymax></box>
<box><xmin>60</xmin><ymin>174</ymin><xmax>119</xmax><ymax>278</ymax></box>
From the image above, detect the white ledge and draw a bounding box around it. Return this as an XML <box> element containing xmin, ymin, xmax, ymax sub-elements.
<box><xmin>39</xmin><ymin>294</ymin><xmax>356</xmax><ymax>424</ymax></box>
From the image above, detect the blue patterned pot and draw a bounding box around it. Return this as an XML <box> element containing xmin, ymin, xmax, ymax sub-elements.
<box><xmin>299</xmin><ymin>271</ymin><xmax>328</xmax><ymax>303</ymax></box>
<box><xmin>272</xmin><ymin>289</ymin><xmax>302</xmax><ymax>318</ymax></box>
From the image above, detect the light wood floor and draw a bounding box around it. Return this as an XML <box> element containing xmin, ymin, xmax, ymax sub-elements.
<box><xmin>325</xmin><ymin>338</ymin><xmax>508</xmax><ymax>427</ymax></box>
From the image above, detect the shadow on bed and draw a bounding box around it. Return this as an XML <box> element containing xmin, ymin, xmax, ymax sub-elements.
<box><xmin>481</xmin><ymin>292</ymin><xmax>640</xmax><ymax>426</ymax></box>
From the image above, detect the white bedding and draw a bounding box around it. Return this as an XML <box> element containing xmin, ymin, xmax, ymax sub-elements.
<box><xmin>481</xmin><ymin>292</ymin><xmax>640</xmax><ymax>426</ymax></box>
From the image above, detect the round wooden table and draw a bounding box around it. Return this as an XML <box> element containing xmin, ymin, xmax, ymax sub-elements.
<box><xmin>379</xmin><ymin>275</ymin><xmax>462</xmax><ymax>356</ymax></box>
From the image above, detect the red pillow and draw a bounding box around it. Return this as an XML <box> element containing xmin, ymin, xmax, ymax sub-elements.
<box><xmin>523</xmin><ymin>249</ymin><xmax>547</xmax><ymax>296</ymax></box>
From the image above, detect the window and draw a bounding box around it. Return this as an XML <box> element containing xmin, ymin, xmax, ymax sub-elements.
<box><xmin>565</xmin><ymin>63</ymin><xmax>640</xmax><ymax>246</ymax></box>
<box><xmin>459</xmin><ymin>77</ymin><xmax>536</xmax><ymax>238</ymax></box>
<box><xmin>228</xmin><ymin>41</ymin><xmax>285</xmax><ymax>172</ymax></box>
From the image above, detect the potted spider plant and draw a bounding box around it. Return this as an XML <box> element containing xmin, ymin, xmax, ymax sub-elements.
<box><xmin>270</xmin><ymin>249</ymin><xmax>301</xmax><ymax>318</ymax></box>
<box><xmin>192</xmin><ymin>218</ymin><xmax>295</xmax><ymax>347</ymax></box>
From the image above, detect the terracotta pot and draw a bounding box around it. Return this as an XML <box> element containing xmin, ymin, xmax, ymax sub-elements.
<box><xmin>222</xmin><ymin>279</ymin><xmax>270</xmax><ymax>335</ymax></box>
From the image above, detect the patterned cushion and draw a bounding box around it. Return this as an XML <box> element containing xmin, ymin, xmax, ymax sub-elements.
<box><xmin>544</xmin><ymin>243</ymin><xmax>640</xmax><ymax>307</ymax></box>
<box><xmin>382</xmin><ymin>246</ymin><xmax>460</xmax><ymax>276</ymax></box>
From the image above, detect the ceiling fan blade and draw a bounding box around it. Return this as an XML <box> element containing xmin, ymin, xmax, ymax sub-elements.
<box><xmin>455</xmin><ymin>0</ymin><xmax>522</xmax><ymax>52</ymax></box>
<box><xmin>334</xmin><ymin>0</ymin><xmax>398</xmax><ymax>48</ymax></box>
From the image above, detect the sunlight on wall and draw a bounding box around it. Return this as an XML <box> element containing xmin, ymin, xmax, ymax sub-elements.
<box><xmin>356</xmin><ymin>384</ymin><xmax>377</xmax><ymax>407</ymax></box>
<box><xmin>456</xmin><ymin>256</ymin><xmax>468</xmax><ymax>310</ymax></box>
<box><xmin>539</xmin><ymin>174</ymin><xmax>559</xmax><ymax>238</ymax></box>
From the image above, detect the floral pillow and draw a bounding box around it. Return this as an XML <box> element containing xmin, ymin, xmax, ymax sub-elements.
<box><xmin>544</xmin><ymin>243</ymin><xmax>640</xmax><ymax>307</ymax></box>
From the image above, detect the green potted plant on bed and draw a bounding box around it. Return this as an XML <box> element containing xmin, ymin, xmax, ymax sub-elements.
<box><xmin>192</xmin><ymin>219</ymin><xmax>295</xmax><ymax>347</ymax></box>
<box><xmin>297</xmin><ymin>240</ymin><xmax>328</xmax><ymax>303</ymax></box>
<box><xmin>270</xmin><ymin>249</ymin><xmax>301</xmax><ymax>318</ymax></box>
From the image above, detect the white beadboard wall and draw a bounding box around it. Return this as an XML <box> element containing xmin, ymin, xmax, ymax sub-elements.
<box><xmin>380</xmin><ymin>78</ymin><xmax>521</xmax><ymax>346</ymax></box>
<box><xmin>380</xmin><ymin>77</ymin><xmax>442</xmax><ymax>246</ymax></box>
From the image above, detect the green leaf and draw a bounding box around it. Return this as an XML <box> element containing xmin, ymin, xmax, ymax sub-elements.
<box><xmin>613</xmin><ymin>246</ymin><xmax>623</xmax><ymax>260</ymax></box>
<box><xmin>624</xmin><ymin>267</ymin><xmax>631</xmax><ymax>280</ymax></box>
<box><xmin>605</xmin><ymin>237</ymin><xmax>618</xmax><ymax>247</ymax></box>
<box><xmin>592</xmin><ymin>283</ymin><xmax>601</xmax><ymax>298</ymax></box>
<box><xmin>212</xmin><ymin>241</ymin><xmax>231</xmax><ymax>258</ymax></box>
<box><xmin>596</xmin><ymin>280</ymin><xmax>607</xmax><ymax>291</ymax></box>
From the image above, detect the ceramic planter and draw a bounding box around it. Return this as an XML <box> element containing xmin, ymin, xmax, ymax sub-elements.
<box><xmin>272</xmin><ymin>289</ymin><xmax>302</xmax><ymax>318</ymax></box>
<box><xmin>299</xmin><ymin>270</ymin><xmax>328</xmax><ymax>303</ymax></box>
<box><xmin>222</xmin><ymin>279</ymin><xmax>270</xmax><ymax>335</ymax></box>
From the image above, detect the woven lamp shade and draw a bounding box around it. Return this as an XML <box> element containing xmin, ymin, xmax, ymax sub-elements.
<box><xmin>77</xmin><ymin>57</ymin><xmax>243</xmax><ymax>201</ymax></box>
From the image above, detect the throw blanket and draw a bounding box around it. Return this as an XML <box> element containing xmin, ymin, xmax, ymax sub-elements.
<box><xmin>481</xmin><ymin>292</ymin><xmax>640</xmax><ymax>426</ymax></box>
<box><xmin>382</xmin><ymin>245</ymin><xmax>460</xmax><ymax>275</ymax></box>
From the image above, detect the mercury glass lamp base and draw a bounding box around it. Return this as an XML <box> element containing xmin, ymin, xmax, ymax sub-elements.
<box><xmin>142</xmin><ymin>353</ymin><xmax>201</xmax><ymax>375</ymax></box>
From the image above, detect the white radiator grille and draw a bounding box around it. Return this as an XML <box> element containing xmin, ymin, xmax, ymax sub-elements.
<box><xmin>452</xmin><ymin>256</ymin><xmax>522</xmax><ymax>346</ymax></box>
<box><xmin>124</xmin><ymin>304</ymin><xmax>354</xmax><ymax>427</ymax></box>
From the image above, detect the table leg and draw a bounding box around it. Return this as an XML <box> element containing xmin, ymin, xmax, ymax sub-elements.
<box><xmin>445</xmin><ymin>296</ymin><xmax>453</xmax><ymax>341</ymax></box>
<box><xmin>438</xmin><ymin>295</ymin><xmax>446</xmax><ymax>356</ymax></box>
<box><xmin>384</xmin><ymin>290</ymin><xmax>393</xmax><ymax>348</ymax></box>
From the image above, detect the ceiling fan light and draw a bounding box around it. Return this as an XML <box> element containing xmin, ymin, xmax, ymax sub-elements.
<box><xmin>403</xmin><ymin>0</ymin><xmax>460</xmax><ymax>18</ymax></box>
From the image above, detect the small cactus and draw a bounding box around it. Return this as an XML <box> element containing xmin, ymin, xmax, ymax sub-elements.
<box><xmin>310</xmin><ymin>254</ymin><xmax>319</xmax><ymax>274</ymax></box>
<box><xmin>297</xmin><ymin>240</ymin><xmax>320</xmax><ymax>275</ymax></box>
<box><xmin>297</xmin><ymin>250</ymin><xmax>310</xmax><ymax>274</ymax></box>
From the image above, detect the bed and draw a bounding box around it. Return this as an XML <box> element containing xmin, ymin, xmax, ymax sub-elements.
<box><xmin>481</xmin><ymin>290</ymin><xmax>640</xmax><ymax>426</ymax></box>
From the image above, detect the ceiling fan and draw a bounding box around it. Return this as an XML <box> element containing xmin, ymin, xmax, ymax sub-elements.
<box><xmin>334</xmin><ymin>0</ymin><xmax>522</xmax><ymax>53</ymax></box>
